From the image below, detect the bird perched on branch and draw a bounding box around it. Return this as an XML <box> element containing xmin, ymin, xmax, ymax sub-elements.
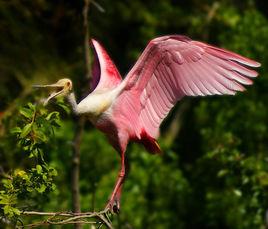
<box><xmin>34</xmin><ymin>35</ymin><xmax>260</xmax><ymax>213</ymax></box>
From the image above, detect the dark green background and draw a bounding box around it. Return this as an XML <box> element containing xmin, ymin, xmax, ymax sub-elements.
<box><xmin>0</xmin><ymin>0</ymin><xmax>268</xmax><ymax>228</ymax></box>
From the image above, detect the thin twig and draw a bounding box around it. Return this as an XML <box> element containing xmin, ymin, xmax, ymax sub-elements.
<box><xmin>202</xmin><ymin>2</ymin><xmax>220</xmax><ymax>40</ymax></box>
<box><xmin>92</xmin><ymin>0</ymin><xmax>105</xmax><ymax>13</ymax></box>
<box><xmin>83</xmin><ymin>0</ymin><xmax>91</xmax><ymax>80</ymax></box>
<box><xmin>163</xmin><ymin>100</ymin><xmax>191</xmax><ymax>147</ymax></box>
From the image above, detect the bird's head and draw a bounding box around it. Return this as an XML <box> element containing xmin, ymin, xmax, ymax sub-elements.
<box><xmin>33</xmin><ymin>78</ymin><xmax>73</xmax><ymax>105</ymax></box>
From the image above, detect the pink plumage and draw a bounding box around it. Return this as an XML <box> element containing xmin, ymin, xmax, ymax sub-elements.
<box><xmin>91</xmin><ymin>39</ymin><xmax>122</xmax><ymax>91</ymax></box>
<box><xmin>92</xmin><ymin>35</ymin><xmax>259</xmax><ymax>145</ymax></box>
<box><xmin>85</xmin><ymin>35</ymin><xmax>260</xmax><ymax>212</ymax></box>
<box><xmin>38</xmin><ymin>35</ymin><xmax>260</xmax><ymax>213</ymax></box>
<box><xmin>87</xmin><ymin>35</ymin><xmax>260</xmax><ymax>211</ymax></box>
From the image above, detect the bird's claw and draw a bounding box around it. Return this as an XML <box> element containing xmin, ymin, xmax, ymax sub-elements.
<box><xmin>105</xmin><ymin>198</ymin><xmax>120</xmax><ymax>214</ymax></box>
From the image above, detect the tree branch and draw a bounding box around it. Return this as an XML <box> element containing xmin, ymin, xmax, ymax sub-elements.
<box><xmin>70</xmin><ymin>2</ymin><xmax>92</xmax><ymax>229</ymax></box>
<box><xmin>71</xmin><ymin>117</ymin><xmax>84</xmax><ymax>215</ymax></box>
<box><xmin>18</xmin><ymin>209</ymin><xmax>113</xmax><ymax>228</ymax></box>
<box><xmin>83</xmin><ymin>0</ymin><xmax>91</xmax><ymax>80</ymax></box>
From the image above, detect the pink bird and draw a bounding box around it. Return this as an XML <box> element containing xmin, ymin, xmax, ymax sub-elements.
<box><xmin>34</xmin><ymin>35</ymin><xmax>260</xmax><ymax>213</ymax></box>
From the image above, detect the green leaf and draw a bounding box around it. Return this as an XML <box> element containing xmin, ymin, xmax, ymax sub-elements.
<box><xmin>12</xmin><ymin>207</ymin><xmax>21</xmax><ymax>216</ymax></box>
<box><xmin>36</xmin><ymin>165</ymin><xmax>42</xmax><ymax>174</ymax></box>
<box><xmin>36</xmin><ymin>184</ymin><xmax>46</xmax><ymax>193</ymax></box>
<box><xmin>10</xmin><ymin>127</ymin><xmax>22</xmax><ymax>134</ymax></box>
<box><xmin>50</xmin><ymin>168</ymin><xmax>58</xmax><ymax>177</ymax></box>
<box><xmin>57</xmin><ymin>102</ymin><xmax>71</xmax><ymax>114</ymax></box>
<box><xmin>51</xmin><ymin>120</ymin><xmax>61</xmax><ymax>128</ymax></box>
<box><xmin>3</xmin><ymin>205</ymin><xmax>12</xmax><ymax>216</ymax></box>
<box><xmin>26</xmin><ymin>187</ymin><xmax>34</xmax><ymax>192</ymax></box>
<box><xmin>0</xmin><ymin>196</ymin><xmax>9</xmax><ymax>205</ymax></box>
<box><xmin>217</xmin><ymin>169</ymin><xmax>229</xmax><ymax>177</ymax></box>
<box><xmin>46</xmin><ymin>111</ymin><xmax>59</xmax><ymax>121</ymax></box>
<box><xmin>27</xmin><ymin>102</ymin><xmax>35</xmax><ymax>110</ymax></box>
<box><xmin>19</xmin><ymin>107</ymin><xmax>33</xmax><ymax>119</ymax></box>
<box><xmin>233</xmin><ymin>189</ymin><xmax>242</xmax><ymax>197</ymax></box>
<box><xmin>0</xmin><ymin>194</ymin><xmax>17</xmax><ymax>205</ymax></box>
<box><xmin>3</xmin><ymin>205</ymin><xmax>20</xmax><ymax>217</ymax></box>
<box><xmin>51</xmin><ymin>183</ymin><xmax>56</xmax><ymax>191</ymax></box>
<box><xmin>20</xmin><ymin>123</ymin><xmax>32</xmax><ymax>138</ymax></box>
<box><xmin>32</xmin><ymin>123</ymin><xmax>48</xmax><ymax>142</ymax></box>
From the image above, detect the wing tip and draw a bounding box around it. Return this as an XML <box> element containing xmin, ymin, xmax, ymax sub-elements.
<box><xmin>196</xmin><ymin>41</ymin><xmax>261</xmax><ymax>69</ymax></box>
<box><xmin>90</xmin><ymin>38</ymin><xmax>98</xmax><ymax>48</ymax></box>
<box><xmin>89</xmin><ymin>38</ymin><xmax>122</xmax><ymax>91</ymax></box>
<box><xmin>252</xmin><ymin>61</ymin><xmax>261</xmax><ymax>68</ymax></box>
<box><xmin>234</xmin><ymin>58</ymin><xmax>261</xmax><ymax>68</ymax></box>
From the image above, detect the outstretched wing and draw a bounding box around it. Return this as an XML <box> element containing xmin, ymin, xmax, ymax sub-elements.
<box><xmin>90</xmin><ymin>39</ymin><xmax>122</xmax><ymax>92</ymax></box>
<box><xmin>118</xmin><ymin>35</ymin><xmax>260</xmax><ymax>139</ymax></box>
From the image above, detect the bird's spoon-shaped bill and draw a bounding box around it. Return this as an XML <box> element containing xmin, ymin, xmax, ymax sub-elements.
<box><xmin>32</xmin><ymin>83</ymin><xmax>65</xmax><ymax>105</ymax></box>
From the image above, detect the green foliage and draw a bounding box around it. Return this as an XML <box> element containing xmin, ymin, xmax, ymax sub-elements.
<box><xmin>194</xmin><ymin>132</ymin><xmax>268</xmax><ymax>228</ymax></box>
<box><xmin>0</xmin><ymin>103</ymin><xmax>59</xmax><ymax>220</ymax></box>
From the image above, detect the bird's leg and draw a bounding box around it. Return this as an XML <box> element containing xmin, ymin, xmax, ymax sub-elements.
<box><xmin>106</xmin><ymin>152</ymin><xmax>128</xmax><ymax>213</ymax></box>
<box><xmin>113</xmin><ymin>185</ymin><xmax>122</xmax><ymax>211</ymax></box>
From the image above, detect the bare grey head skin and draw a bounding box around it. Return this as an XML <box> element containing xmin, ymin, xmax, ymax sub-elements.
<box><xmin>33</xmin><ymin>78</ymin><xmax>78</xmax><ymax>113</ymax></box>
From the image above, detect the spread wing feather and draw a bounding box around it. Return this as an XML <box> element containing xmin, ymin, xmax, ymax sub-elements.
<box><xmin>91</xmin><ymin>39</ymin><xmax>122</xmax><ymax>92</ymax></box>
<box><xmin>116</xmin><ymin>35</ymin><xmax>260</xmax><ymax>138</ymax></box>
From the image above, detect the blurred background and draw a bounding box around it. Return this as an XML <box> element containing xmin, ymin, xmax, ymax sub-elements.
<box><xmin>0</xmin><ymin>0</ymin><xmax>268</xmax><ymax>228</ymax></box>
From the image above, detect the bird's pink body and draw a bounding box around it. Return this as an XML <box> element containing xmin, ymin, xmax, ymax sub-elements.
<box><xmin>90</xmin><ymin>35</ymin><xmax>259</xmax><ymax>156</ymax></box>
<box><xmin>81</xmin><ymin>35</ymin><xmax>260</xmax><ymax>211</ymax></box>
<box><xmin>90</xmin><ymin>38</ymin><xmax>164</xmax><ymax>155</ymax></box>
<box><xmin>39</xmin><ymin>35</ymin><xmax>260</xmax><ymax>212</ymax></box>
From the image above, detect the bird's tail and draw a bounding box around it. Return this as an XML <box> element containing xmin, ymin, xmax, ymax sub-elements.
<box><xmin>140</xmin><ymin>129</ymin><xmax>162</xmax><ymax>154</ymax></box>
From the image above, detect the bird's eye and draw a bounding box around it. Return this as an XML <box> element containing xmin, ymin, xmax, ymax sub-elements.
<box><xmin>67</xmin><ymin>82</ymin><xmax>71</xmax><ymax>86</ymax></box>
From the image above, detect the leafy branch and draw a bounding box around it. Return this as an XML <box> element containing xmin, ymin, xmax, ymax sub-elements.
<box><xmin>0</xmin><ymin>102</ymin><xmax>116</xmax><ymax>228</ymax></box>
<box><xmin>0</xmin><ymin>103</ymin><xmax>61</xmax><ymax>222</ymax></box>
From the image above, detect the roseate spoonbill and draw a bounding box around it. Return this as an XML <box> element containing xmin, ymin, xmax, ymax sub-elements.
<box><xmin>34</xmin><ymin>35</ymin><xmax>260</xmax><ymax>213</ymax></box>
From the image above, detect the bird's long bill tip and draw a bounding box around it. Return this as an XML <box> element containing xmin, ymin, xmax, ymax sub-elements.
<box><xmin>32</xmin><ymin>83</ymin><xmax>63</xmax><ymax>89</ymax></box>
<box><xmin>32</xmin><ymin>83</ymin><xmax>65</xmax><ymax>105</ymax></box>
<box><xmin>32</xmin><ymin>84</ymin><xmax>45</xmax><ymax>88</ymax></box>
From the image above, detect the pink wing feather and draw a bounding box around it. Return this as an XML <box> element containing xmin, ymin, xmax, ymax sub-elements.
<box><xmin>114</xmin><ymin>35</ymin><xmax>260</xmax><ymax>139</ymax></box>
<box><xmin>91</xmin><ymin>39</ymin><xmax>122</xmax><ymax>91</ymax></box>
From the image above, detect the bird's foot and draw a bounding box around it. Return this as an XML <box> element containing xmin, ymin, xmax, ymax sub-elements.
<box><xmin>105</xmin><ymin>197</ymin><xmax>120</xmax><ymax>214</ymax></box>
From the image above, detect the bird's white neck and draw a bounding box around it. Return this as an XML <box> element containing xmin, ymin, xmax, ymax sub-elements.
<box><xmin>66</xmin><ymin>91</ymin><xmax>112</xmax><ymax>119</ymax></box>
<box><xmin>67</xmin><ymin>92</ymin><xmax>79</xmax><ymax>115</ymax></box>
<box><xmin>66</xmin><ymin>84</ymin><xmax>125</xmax><ymax>119</ymax></box>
